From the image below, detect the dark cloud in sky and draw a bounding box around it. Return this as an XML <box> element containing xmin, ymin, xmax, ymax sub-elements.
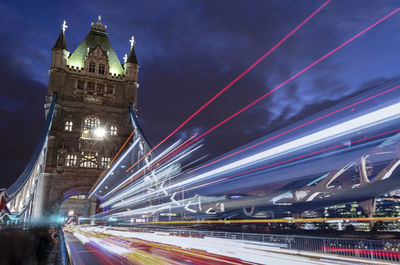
<box><xmin>1</xmin><ymin>0</ymin><xmax>400</xmax><ymax>187</ymax></box>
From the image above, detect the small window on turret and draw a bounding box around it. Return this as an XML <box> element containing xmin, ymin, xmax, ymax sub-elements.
<box><xmin>98</xmin><ymin>64</ymin><xmax>105</xmax><ymax>75</ymax></box>
<box><xmin>89</xmin><ymin>62</ymin><xmax>96</xmax><ymax>73</ymax></box>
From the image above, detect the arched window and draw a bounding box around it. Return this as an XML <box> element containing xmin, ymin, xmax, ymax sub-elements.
<box><xmin>80</xmin><ymin>152</ymin><xmax>97</xmax><ymax>168</ymax></box>
<box><xmin>66</xmin><ymin>154</ymin><xmax>77</xmax><ymax>167</ymax></box>
<box><xmin>81</xmin><ymin>116</ymin><xmax>102</xmax><ymax>139</ymax></box>
<box><xmin>101</xmin><ymin>157</ymin><xmax>111</xmax><ymax>169</ymax></box>
<box><xmin>110</xmin><ymin>125</ymin><xmax>117</xmax><ymax>136</ymax></box>
<box><xmin>64</xmin><ymin>121</ymin><xmax>73</xmax><ymax>132</ymax></box>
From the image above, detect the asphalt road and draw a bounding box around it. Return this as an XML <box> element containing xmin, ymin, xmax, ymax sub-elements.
<box><xmin>64</xmin><ymin>228</ymin><xmax>345</xmax><ymax>265</ymax></box>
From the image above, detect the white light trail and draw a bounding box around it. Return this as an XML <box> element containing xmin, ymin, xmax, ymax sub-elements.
<box><xmin>102</xmin><ymin>139</ymin><xmax>182</xmax><ymax>199</ymax></box>
<box><xmin>101</xmin><ymin>103</ymin><xmax>400</xmax><ymax>210</ymax></box>
<box><xmin>89</xmin><ymin>138</ymin><xmax>140</xmax><ymax>197</ymax></box>
<box><xmin>166</xmin><ymin>102</ymin><xmax>400</xmax><ymax>191</ymax></box>
<box><xmin>102</xmin><ymin>144</ymin><xmax>203</xmax><ymax>209</ymax></box>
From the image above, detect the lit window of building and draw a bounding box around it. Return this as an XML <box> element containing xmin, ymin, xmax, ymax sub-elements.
<box><xmin>66</xmin><ymin>154</ymin><xmax>77</xmax><ymax>167</ymax></box>
<box><xmin>69</xmin><ymin>195</ymin><xmax>86</xmax><ymax>199</ymax></box>
<box><xmin>64</xmin><ymin>121</ymin><xmax>73</xmax><ymax>132</ymax></box>
<box><xmin>110</xmin><ymin>125</ymin><xmax>117</xmax><ymax>136</ymax></box>
<box><xmin>82</xmin><ymin>116</ymin><xmax>101</xmax><ymax>139</ymax></box>
<box><xmin>89</xmin><ymin>62</ymin><xmax>96</xmax><ymax>73</ymax></box>
<box><xmin>101</xmin><ymin>157</ymin><xmax>111</xmax><ymax>169</ymax></box>
<box><xmin>80</xmin><ymin>152</ymin><xmax>97</xmax><ymax>168</ymax></box>
<box><xmin>98</xmin><ymin>64</ymin><xmax>105</xmax><ymax>74</ymax></box>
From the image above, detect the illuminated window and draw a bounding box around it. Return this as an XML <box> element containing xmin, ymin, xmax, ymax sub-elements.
<box><xmin>64</xmin><ymin>121</ymin><xmax>73</xmax><ymax>132</ymax></box>
<box><xmin>82</xmin><ymin>116</ymin><xmax>101</xmax><ymax>139</ymax></box>
<box><xmin>98</xmin><ymin>64</ymin><xmax>105</xmax><ymax>74</ymax></box>
<box><xmin>80</xmin><ymin>152</ymin><xmax>97</xmax><ymax>168</ymax></box>
<box><xmin>87</xmin><ymin>82</ymin><xmax>94</xmax><ymax>91</ymax></box>
<box><xmin>97</xmin><ymin>83</ymin><xmax>105</xmax><ymax>94</ymax></box>
<box><xmin>110</xmin><ymin>125</ymin><xmax>117</xmax><ymax>136</ymax></box>
<box><xmin>101</xmin><ymin>157</ymin><xmax>111</xmax><ymax>169</ymax></box>
<box><xmin>66</xmin><ymin>154</ymin><xmax>77</xmax><ymax>167</ymax></box>
<box><xmin>89</xmin><ymin>62</ymin><xmax>96</xmax><ymax>73</ymax></box>
<box><xmin>78</xmin><ymin>195</ymin><xmax>86</xmax><ymax>199</ymax></box>
<box><xmin>77</xmin><ymin>80</ymin><xmax>85</xmax><ymax>90</ymax></box>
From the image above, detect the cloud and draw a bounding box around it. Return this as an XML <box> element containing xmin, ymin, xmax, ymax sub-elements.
<box><xmin>1</xmin><ymin>0</ymin><xmax>399</xmax><ymax>187</ymax></box>
<box><xmin>0</xmin><ymin>52</ymin><xmax>47</xmax><ymax>188</ymax></box>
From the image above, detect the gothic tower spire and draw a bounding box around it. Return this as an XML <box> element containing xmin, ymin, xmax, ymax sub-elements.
<box><xmin>51</xmin><ymin>20</ymin><xmax>70</xmax><ymax>69</ymax></box>
<box><xmin>127</xmin><ymin>36</ymin><xmax>138</xmax><ymax>65</ymax></box>
<box><xmin>52</xmin><ymin>20</ymin><xmax>68</xmax><ymax>50</ymax></box>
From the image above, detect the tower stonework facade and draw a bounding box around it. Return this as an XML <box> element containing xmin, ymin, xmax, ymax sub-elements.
<box><xmin>33</xmin><ymin>18</ymin><xmax>139</xmax><ymax>217</ymax></box>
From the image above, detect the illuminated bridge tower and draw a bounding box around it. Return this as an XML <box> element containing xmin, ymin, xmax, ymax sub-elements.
<box><xmin>32</xmin><ymin>17</ymin><xmax>139</xmax><ymax>218</ymax></box>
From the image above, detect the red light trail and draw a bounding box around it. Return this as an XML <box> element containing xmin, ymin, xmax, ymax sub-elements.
<box><xmin>187</xmin><ymin>84</ymin><xmax>400</xmax><ymax>174</ymax></box>
<box><xmin>159</xmin><ymin>7</ymin><xmax>400</xmax><ymax>168</ymax></box>
<box><xmin>124</xmin><ymin>1</ymin><xmax>331</xmax><ymax>173</ymax></box>
<box><xmin>192</xmin><ymin>129</ymin><xmax>400</xmax><ymax>190</ymax></box>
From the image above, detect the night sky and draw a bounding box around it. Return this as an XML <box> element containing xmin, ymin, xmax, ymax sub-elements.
<box><xmin>1</xmin><ymin>0</ymin><xmax>400</xmax><ymax>188</ymax></box>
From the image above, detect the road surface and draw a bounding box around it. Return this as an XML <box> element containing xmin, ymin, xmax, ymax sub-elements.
<box><xmin>64</xmin><ymin>227</ymin><xmax>352</xmax><ymax>265</ymax></box>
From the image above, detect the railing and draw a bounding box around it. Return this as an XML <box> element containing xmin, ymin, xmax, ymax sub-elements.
<box><xmin>56</xmin><ymin>228</ymin><xmax>72</xmax><ymax>265</ymax></box>
<box><xmin>118</xmin><ymin>227</ymin><xmax>400</xmax><ymax>263</ymax></box>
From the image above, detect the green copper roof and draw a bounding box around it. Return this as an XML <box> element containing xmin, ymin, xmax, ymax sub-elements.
<box><xmin>67</xmin><ymin>29</ymin><xmax>124</xmax><ymax>75</ymax></box>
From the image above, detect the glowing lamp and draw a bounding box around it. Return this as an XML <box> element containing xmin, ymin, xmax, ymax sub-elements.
<box><xmin>94</xmin><ymin>127</ymin><xmax>106</xmax><ymax>138</ymax></box>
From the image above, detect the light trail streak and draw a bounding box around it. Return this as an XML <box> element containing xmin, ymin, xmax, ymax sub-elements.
<box><xmin>124</xmin><ymin>1</ymin><xmax>331</xmax><ymax>173</ymax></box>
<box><xmin>110</xmin><ymin>195</ymin><xmax>224</xmax><ymax>215</ymax></box>
<box><xmin>101</xmin><ymin>144</ymin><xmax>204</xmax><ymax>209</ymax></box>
<box><xmin>161</xmin><ymin>8</ymin><xmax>400</xmax><ymax>166</ymax></box>
<box><xmin>89</xmin><ymin>138</ymin><xmax>140</xmax><ymax>197</ymax></box>
<box><xmin>192</xmin><ymin>129</ymin><xmax>400</xmax><ymax>190</ymax></box>
<box><xmin>89</xmin><ymin>130</ymin><xmax>135</xmax><ymax>194</ymax></box>
<box><xmin>166</xmin><ymin>103</ymin><xmax>400</xmax><ymax>191</ymax></box>
<box><xmin>103</xmin><ymin>139</ymin><xmax>182</xmax><ymax>198</ymax></box>
<box><xmin>125</xmin><ymin>133</ymin><xmax>199</xmax><ymax>183</ymax></box>
<box><xmin>105</xmin><ymin>128</ymin><xmax>400</xmax><ymax>211</ymax></box>
<box><xmin>108</xmin><ymin>217</ymin><xmax>400</xmax><ymax>225</ymax></box>
<box><xmin>187</xmin><ymin>85</ymin><xmax>400</xmax><ymax>174</ymax></box>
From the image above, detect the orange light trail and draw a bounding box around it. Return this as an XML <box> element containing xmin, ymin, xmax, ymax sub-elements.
<box><xmin>112</xmin><ymin>133</ymin><xmax>199</xmax><ymax>195</ymax></box>
<box><xmin>89</xmin><ymin>129</ymin><xmax>135</xmax><ymax>193</ymax></box>
<box><xmin>119</xmin><ymin>217</ymin><xmax>400</xmax><ymax>225</ymax></box>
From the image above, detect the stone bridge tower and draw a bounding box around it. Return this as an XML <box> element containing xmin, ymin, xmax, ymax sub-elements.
<box><xmin>32</xmin><ymin>17</ymin><xmax>139</xmax><ymax>218</ymax></box>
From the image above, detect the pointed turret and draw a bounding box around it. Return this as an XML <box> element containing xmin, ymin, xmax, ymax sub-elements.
<box><xmin>52</xmin><ymin>30</ymin><xmax>67</xmax><ymax>50</ymax></box>
<box><xmin>124</xmin><ymin>36</ymin><xmax>139</xmax><ymax>82</ymax></box>
<box><xmin>127</xmin><ymin>36</ymin><xmax>138</xmax><ymax>65</ymax></box>
<box><xmin>51</xmin><ymin>20</ymin><xmax>70</xmax><ymax>69</ymax></box>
